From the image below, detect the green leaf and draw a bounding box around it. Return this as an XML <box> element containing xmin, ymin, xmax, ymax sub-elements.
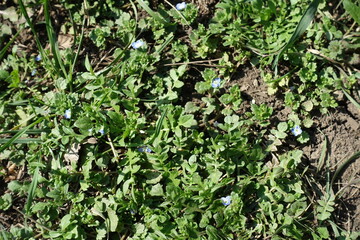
<box><xmin>0</xmin><ymin>193</ymin><xmax>12</xmax><ymax>210</ymax></box>
<box><xmin>273</xmin><ymin>0</ymin><xmax>320</xmax><ymax>74</ymax></box>
<box><xmin>107</xmin><ymin>208</ymin><xmax>119</xmax><ymax>232</ymax></box>
<box><xmin>84</xmin><ymin>55</ymin><xmax>93</xmax><ymax>73</ymax></box>
<box><xmin>150</xmin><ymin>183</ymin><xmax>164</xmax><ymax>196</ymax></box>
<box><xmin>317</xmin><ymin>226</ymin><xmax>330</xmax><ymax>239</ymax></box>
<box><xmin>146</xmin><ymin>171</ymin><xmax>163</xmax><ymax>184</ymax></box>
<box><xmin>277</xmin><ymin>122</ymin><xmax>288</xmax><ymax>132</ymax></box>
<box><xmin>0</xmin><ymin>117</ymin><xmax>45</xmax><ymax>154</ymax></box>
<box><xmin>178</xmin><ymin>114</ymin><xmax>196</xmax><ymax>128</ymax></box>
<box><xmin>342</xmin><ymin>87</ymin><xmax>360</xmax><ymax>110</ymax></box>
<box><xmin>343</xmin><ymin>0</ymin><xmax>360</xmax><ymax>25</ymax></box>
<box><xmin>60</xmin><ymin>214</ymin><xmax>72</xmax><ymax>231</ymax></box>
<box><xmin>135</xmin><ymin>0</ymin><xmax>168</xmax><ymax>25</ymax></box>
<box><xmin>1</xmin><ymin>7</ymin><xmax>18</xmax><ymax>22</ymax></box>
<box><xmin>302</xmin><ymin>100</ymin><xmax>313</xmax><ymax>112</ymax></box>
<box><xmin>184</xmin><ymin>102</ymin><xmax>200</xmax><ymax>113</ymax></box>
<box><xmin>25</xmin><ymin>167</ymin><xmax>40</xmax><ymax>215</ymax></box>
<box><xmin>74</xmin><ymin>117</ymin><xmax>92</xmax><ymax>131</ymax></box>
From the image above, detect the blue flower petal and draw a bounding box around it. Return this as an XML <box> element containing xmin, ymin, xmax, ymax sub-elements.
<box><xmin>291</xmin><ymin>125</ymin><xmax>302</xmax><ymax>136</ymax></box>
<box><xmin>176</xmin><ymin>2</ymin><xmax>187</xmax><ymax>10</ymax></box>
<box><xmin>64</xmin><ymin>109</ymin><xmax>71</xmax><ymax>119</ymax></box>
<box><xmin>131</xmin><ymin>40</ymin><xmax>145</xmax><ymax>49</ymax></box>
<box><xmin>35</xmin><ymin>54</ymin><xmax>42</xmax><ymax>61</ymax></box>
<box><xmin>221</xmin><ymin>196</ymin><xmax>231</xmax><ymax>206</ymax></box>
<box><xmin>99</xmin><ymin>128</ymin><xmax>105</xmax><ymax>135</ymax></box>
<box><xmin>211</xmin><ymin>78</ymin><xmax>222</xmax><ymax>88</ymax></box>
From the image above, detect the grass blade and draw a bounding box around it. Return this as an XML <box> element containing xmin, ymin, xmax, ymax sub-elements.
<box><xmin>25</xmin><ymin>167</ymin><xmax>40</xmax><ymax>215</ymax></box>
<box><xmin>17</xmin><ymin>0</ymin><xmax>54</xmax><ymax>73</ymax></box>
<box><xmin>0</xmin><ymin>129</ymin><xmax>50</xmax><ymax>134</ymax></box>
<box><xmin>343</xmin><ymin>0</ymin><xmax>360</xmax><ymax>25</ymax></box>
<box><xmin>0</xmin><ymin>30</ymin><xmax>21</xmax><ymax>61</ymax></box>
<box><xmin>69</xmin><ymin>14</ymin><xmax>86</xmax><ymax>84</ymax></box>
<box><xmin>155</xmin><ymin>33</ymin><xmax>174</xmax><ymax>54</ymax></box>
<box><xmin>272</xmin><ymin>0</ymin><xmax>320</xmax><ymax>74</ymax></box>
<box><xmin>0</xmin><ymin>138</ymin><xmax>42</xmax><ymax>144</ymax></box>
<box><xmin>0</xmin><ymin>117</ymin><xmax>44</xmax><ymax>153</ymax></box>
<box><xmin>331</xmin><ymin>150</ymin><xmax>360</xmax><ymax>187</ymax></box>
<box><xmin>164</xmin><ymin>0</ymin><xmax>190</xmax><ymax>26</ymax></box>
<box><xmin>146</xmin><ymin>107</ymin><xmax>168</xmax><ymax>145</ymax></box>
<box><xmin>317</xmin><ymin>131</ymin><xmax>328</xmax><ymax>173</ymax></box>
<box><xmin>135</xmin><ymin>0</ymin><xmax>168</xmax><ymax>25</ymax></box>
<box><xmin>43</xmin><ymin>0</ymin><xmax>68</xmax><ymax>79</ymax></box>
<box><xmin>342</xmin><ymin>87</ymin><xmax>360</xmax><ymax>110</ymax></box>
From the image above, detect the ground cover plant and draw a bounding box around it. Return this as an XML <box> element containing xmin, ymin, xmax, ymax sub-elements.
<box><xmin>0</xmin><ymin>0</ymin><xmax>360</xmax><ymax>239</ymax></box>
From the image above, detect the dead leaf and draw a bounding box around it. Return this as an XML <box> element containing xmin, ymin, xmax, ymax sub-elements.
<box><xmin>64</xmin><ymin>143</ymin><xmax>81</xmax><ymax>170</ymax></box>
<box><xmin>58</xmin><ymin>34</ymin><xmax>73</xmax><ymax>49</ymax></box>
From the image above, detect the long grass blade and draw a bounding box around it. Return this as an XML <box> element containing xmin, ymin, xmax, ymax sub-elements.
<box><xmin>17</xmin><ymin>0</ymin><xmax>54</xmax><ymax>73</ymax></box>
<box><xmin>272</xmin><ymin>0</ymin><xmax>320</xmax><ymax>74</ymax></box>
<box><xmin>135</xmin><ymin>0</ymin><xmax>168</xmax><ymax>25</ymax></box>
<box><xmin>342</xmin><ymin>87</ymin><xmax>360</xmax><ymax>110</ymax></box>
<box><xmin>155</xmin><ymin>33</ymin><xmax>174</xmax><ymax>54</ymax></box>
<box><xmin>146</xmin><ymin>107</ymin><xmax>168</xmax><ymax>145</ymax></box>
<box><xmin>25</xmin><ymin>167</ymin><xmax>40</xmax><ymax>215</ymax></box>
<box><xmin>0</xmin><ymin>138</ymin><xmax>42</xmax><ymax>144</ymax></box>
<box><xmin>43</xmin><ymin>0</ymin><xmax>68</xmax><ymax>79</ymax></box>
<box><xmin>0</xmin><ymin>30</ymin><xmax>21</xmax><ymax>61</ymax></box>
<box><xmin>0</xmin><ymin>129</ymin><xmax>50</xmax><ymax>134</ymax></box>
<box><xmin>0</xmin><ymin>117</ymin><xmax>44</xmax><ymax>153</ymax></box>
<box><xmin>331</xmin><ymin>150</ymin><xmax>360</xmax><ymax>187</ymax></box>
<box><xmin>317</xmin><ymin>131</ymin><xmax>328</xmax><ymax>173</ymax></box>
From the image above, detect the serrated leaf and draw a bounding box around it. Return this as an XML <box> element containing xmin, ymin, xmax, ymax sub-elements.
<box><xmin>184</xmin><ymin>102</ymin><xmax>200</xmax><ymax>113</ymax></box>
<box><xmin>178</xmin><ymin>114</ymin><xmax>196</xmax><ymax>128</ymax></box>
<box><xmin>0</xmin><ymin>193</ymin><xmax>12</xmax><ymax>210</ymax></box>
<box><xmin>1</xmin><ymin>7</ymin><xmax>18</xmax><ymax>22</ymax></box>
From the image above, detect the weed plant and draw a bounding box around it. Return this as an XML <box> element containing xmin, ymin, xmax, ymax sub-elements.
<box><xmin>0</xmin><ymin>0</ymin><xmax>360</xmax><ymax>239</ymax></box>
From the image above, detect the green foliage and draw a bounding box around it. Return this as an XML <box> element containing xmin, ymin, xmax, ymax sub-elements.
<box><xmin>0</xmin><ymin>0</ymin><xmax>358</xmax><ymax>239</ymax></box>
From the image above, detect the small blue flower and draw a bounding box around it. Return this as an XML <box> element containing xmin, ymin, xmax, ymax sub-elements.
<box><xmin>291</xmin><ymin>125</ymin><xmax>302</xmax><ymax>136</ymax></box>
<box><xmin>221</xmin><ymin>196</ymin><xmax>231</xmax><ymax>206</ymax></box>
<box><xmin>35</xmin><ymin>54</ymin><xmax>42</xmax><ymax>61</ymax></box>
<box><xmin>211</xmin><ymin>78</ymin><xmax>222</xmax><ymax>88</ymax></box>
<box><xmin>64</xmin><ymin>109</ymin><xmax>71</xmax><ymax>119</ymax></box>
<box><xmin>138</xmin><ymin>146</ymin><xmax>152</xmax><ymax>153</ymax></box>
<box><xmin>176</xmin><ymin>2</ymin><xmax>187</xmax><ymax>10</ymax></box>
<box><xmin>31</xmin><ymin>69</ymin><xmax>37</xmax><ymax>76</ymax></box>
<box><xmin>98</xmin><ymin>128</ymin><xmax>105</xmax><ymax>135</ymax></box>
<box><xmin>131</xmin><ymin>40</ymin><xmax>145</xmax><ymax>49</ymax></box>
